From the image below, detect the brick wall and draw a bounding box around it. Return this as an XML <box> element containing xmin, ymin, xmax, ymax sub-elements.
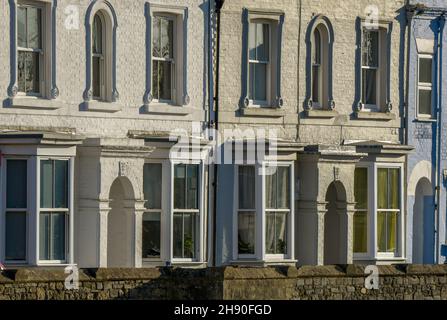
<box><xmin>1</xmin><ymin>265</ymin><xmax>447</xmax><ymax>300</ymax></box>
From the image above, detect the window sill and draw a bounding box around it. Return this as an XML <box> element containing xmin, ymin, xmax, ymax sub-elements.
<box><xmin>85</xmin><ymin>100</ymin><xmax>123</xmax><ymax>113</ymax></box>
<box><xmin>240</xmin><ymin>107</ymin><xmax>286</xmax><ymax>118</ymax></box>
<box><xmin>305</xmin><ymin>109</ymin><xmax>338</xmax><ymax>119</ymax></box>
<box><xmin>230</xmin><ymin>259</ymin><xmax>297</xmax><ymax>266</ymax></box>
<box><xmin>143</xmin><ymin>103</ymin><xmax>194</xmax><ymax>116</ymax></box>
<box><xmin>8</xmin><ymin>96</ymin><xmax>64</xmax><ymax>110</ymax></box>
<box><xmin>414</xmin><ymin>117</ymin><xmax>436</xmax><ymax>123</ymax></box>
<box><xmin>354</xmin><ymin>111</ymin><xmax>396</xmax><ymax>121</ymax></box>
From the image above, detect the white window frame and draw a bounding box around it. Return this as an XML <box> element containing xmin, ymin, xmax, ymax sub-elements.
<box><xmin>37</xmin><ymin>157</ymin><xmax>71</xmax><ymax>265</ymax></box>
<box><xmin>232</xmin><ymin>162</ymin><xmax>294</xmax><ymax>263</ymax></box>
<box><xmin>16</xmin><ymin>1</ymin><xmax>45</xmax><ymax>97</ymax></box>
<box><xmin>361</xmin><ymin>28</ymin><xmax>381</xmax><ymax>112</ymax></box>
<box><xmin>248</xmin><ymin>19</ymin><xmax>272</xmax><ymax>107</ymax></box>
<box><xmin>311</xmin><ymin>26</ymin><xmax>323</xmax><ymax>108</ymax></box>
<box><xmin>151</xmin><ymin>14</ymin><xmax>176</xmax><ymax>104</ymax></box>
<box><xmin>416</xmin><ymin>54</ymin><xmax>434</xmax><ymax>119</ymax></box>
<box><xmin>170</xmin><ymin>160</ymin><xmax>204</xmax><ymax>264</ymax></box>
<box><xmin>353</xmin><ymin>163</ymin><xmax>371</xmax><ymax>260</ymax></box>
<box><xmin>2</xmin><ymin>158</ymin><xmax>30</xmax><ymax>265</ymax></box>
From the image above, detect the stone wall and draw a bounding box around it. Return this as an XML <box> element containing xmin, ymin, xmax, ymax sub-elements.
<box><xmin>1</xmin><ymin>265</ymin><xmax>447</xmax><ymax>300</ymax></box>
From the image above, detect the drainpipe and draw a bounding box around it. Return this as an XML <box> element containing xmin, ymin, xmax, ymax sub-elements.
<box><xmin>211</xmin><ymin>0</ymin><xmax>225</xmax><ymax>267</ymax></box>
<box><xmin>435</xmin><ymin>14</ymin><xmax>445</xmax><ymax>264</ymax></box>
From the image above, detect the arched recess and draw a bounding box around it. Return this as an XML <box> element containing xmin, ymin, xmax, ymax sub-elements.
<box><xmin>107</xmin><ymin>177</ymin><xmax>136</xmax><ymax>267</ymax></box>
<box><xmin>324</xmin><ymin>181</ymin><xmax>347</xmax><ymax>265</ymax></box>
<box><xmin>412</xmin><ymin>177</ymin><xmax>435</xmax><ymax>264</ymax></box>
<box><xmin>83</xmin><ymin>0</ymin><xmax>119</xmax><ymax>103</ymax></box>
<box><xmin>305</xmin><ymin>15</ymin><xmax>335</xmax><ymax>110</ymax></box>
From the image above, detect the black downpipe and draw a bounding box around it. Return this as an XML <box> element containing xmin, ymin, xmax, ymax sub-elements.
<box><xmin>212</xmin><ymin>0</ymin><xmax>225</xmax><ymax>267</ymax></box>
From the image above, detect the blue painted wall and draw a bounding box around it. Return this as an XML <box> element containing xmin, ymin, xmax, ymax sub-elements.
<box><xmin>407</xmin><ymin>0</ymin><xmax>447</xmax><ymax>264</ymax></box>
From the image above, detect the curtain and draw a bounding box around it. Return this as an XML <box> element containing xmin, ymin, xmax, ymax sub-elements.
<box><xmin>265</xmin><ymin>212</ymin><xmax>276</xmax><ymax>254</ymax></box>
<box><xmin>238</xmin><ymin>212</ymin><xmax>255</xmax><ymax>254</ymax></box>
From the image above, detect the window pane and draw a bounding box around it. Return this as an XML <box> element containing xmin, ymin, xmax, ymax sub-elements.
<box><xmin>153</xmin><ymin>16</ymin><xmax>160</xmax><ymax>57</ymax></box>
<box><xmin>249</xmin><ymin>63</ymin><xmax>267</xmax><ymax>102</ymax></box>
<box><xmin>5</xmin><ymin>212</ymin><xmax>27</xmax><ymax>261</ymax></box>
<box><xmin>277</xmin><ymin>167</ymin><xmax>290</xmax><ymax>209</ymax></box>
<box><xmin>313</xmin><ymin>28</ymin><xmax>321</xmax><ymax>65</ymax></box>
<box><xmin>7</xmin><ymin>160</ymin><xmax>27</xmax><ymax>209</ymax></box>
<box><xmin>312</xmin><ymin>65</ymin><xmax>320</xmax><ymax>103</ymax></box>
<box><xmin>39</xmin><ymin>212</ymin><xmax>50</xmax><ymax>260</ymax></box>
<box><xmin>389</xmin><ymin>168</ymin><xmax>400</xmax><ymax>210</ymax></box>
<box><xmin>92</xmin><ymin>14</ymin><xmax>103</xmax><ymax>54</ymax></box>
<box><xmin>142</xmin><ymin>212</ymin><xmax>161</xmax><ymax>258</ymax></box>
<box><xmin>377</xmin><ymin>168</ymin><xmax>388</xmax><ymax>210</ymax></box>
<box><xmin>152</xmin><ymin>60</ymin><xmax>159</xmax><ymax>99</ymax></box>
<box><xmin>265</xmin><ymin>212</ymin><xmax>275</xmax><ymax>254</ymax></box>
<box><xmin>143</xmin><ymin>163</ymin><xmax>162</xmax><ymax>209</ymax></box>
<box><xmin>354</xmin><ymin>168</ymin><xmax>368</xmax><ymax>209</ymax></box>
<box><xmin>55</xmin><ymin>161</ymin><xmax>68</xmax><ymax>208</ymax></box>
<box><xmin>51</xmin><ymin>213</ymin><xmax>66</xmax><ymax>260</ymax></box>
<box><xmin>238</xmin><ymin>166</ymin><xmax>255</xmax><ymax>209</ymax></box>
<box><xmin>419</xmin><ymin>58</ymin><xmax>432</xmax><ymax>83</ymax></box>
<box><xmin>256</xmin><ymin>24</ymin><xmax>269</xmax><ymax>62</ymax></box>
<box><xmin>27</xmin><ymin>7</ymin><xmax>41</xmax><ymax>49</ymax></box>
<box><xmin>353</xmin><ymin>212</ymin><xmax>367</xmax><ymax>253</ymax></box>
<box><xmin>18</xmin><ymin>51</ymin><xmax>26</xmax><ymax>92</ymax></box>
<box><xmin>265</xmin><ymin>169</ymin><xmax>277</xmax><ymax>209</ymax></box>
<box><xmin>183</xmin><ymin>213</ymin><xmax>195</xmax><ymax>259</ymax></box>
<box><xmin>40</xmin><ymin>160</ymin><xmax>53</xmax><ymax>208</ymax></box>
<box><xmin>387</xmin><ymin>212</ymin><xmax>397</xmax><ymax>253</ymax></box>
<box><xmin>418</xmin><ymin>89</ymin><xmax>432</xmax><ymax>116</ymax></box>
<box><xmin>362</xmin><ymin>30</ymin><xmax>378</xmax><ymax>68</ymax></box>
<box><xmin>174</xmin><ymin>165</ymin><xmax>186</xmax><ymax>209</ymax></box>
<box><xmin>238</xmin><ymin>212</ymin><xmax>255</xmax><ymax>254</ymax></box>
<box><xmin>17</xmin><ymin>7</ymin><xmax>27</xmax><ymax>48</ymax></box>
<box><xmin>157</xmin><ymin>61</ymin><xmax>172</xmax><ymax>101</ymax></box>
<box><xmin>173</xmin><ymin>213</ymin><xmax>183</xmax><ymax>258</ymax></box>
<box><xmin>377</xmin><ymin>211</ymin><xmax>387</xmax><ymax>252</ymax></box>
<box><xmin>92</xmin><ymin>56</ymin><xmax>101</xmax><ymax>98</ymax></box>
<box><xmin>248</xmin><ymin>23</ymin><xmax>256</xmax><ymax>60</ymax></box>
<box><xmin>160</xmin><ymin>17</ymin><xmax>173</xmax><ymax>59</ymax></box>
<box><xmin>362</xmin><ymin>69</ymin><xmax>377</xmax><ymax>105</ymax></box>
<box><xmin>275</xmin><ymin>213</ymin><xmax>287</xmax><ymax>254</ymax></box>
<box><xmin>186</xmin><ymin>165</ymin><xmax>199</xmax><ymax>209</ymax></box>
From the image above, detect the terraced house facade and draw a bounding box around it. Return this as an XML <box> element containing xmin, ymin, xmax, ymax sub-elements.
<box><xmin>0</xmin><ymin>0</ymin><xmax>445</xmax><ymax>269</ymax></box>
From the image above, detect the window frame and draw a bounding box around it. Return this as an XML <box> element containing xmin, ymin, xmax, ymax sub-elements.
<box><xmin>151</xmin><ymin>13</ymin><xmax>176</xmax><ymax>104</ymax></box>
<box><xmin>248</xmin><ymin>19</ymin><xmax>272</xmax><ymax>107</ymax></box>
<box><xmin>16</xmin><ymin>2</ymin><xmax>45</xmax><ymax>97</ymax></box>
<box><xmin>92</xmin><ymin>12</ymin><xmax>106</xmax><ymax>101</ymax></box>
<box><xmin>361</xmin><ymin>28</ymin><xmax>381</xmax><ymax>111</ymax></box>
<box><xmin>37</xmin><ymin>157</ymin><xmax>71</xmax><ymax>265</ymax></box>
<box><xmin>416</xmin><ymin>54</ymin><xmax>434</xmax><ymax>119</ymax></box>
<box><xmin>353</xmin><ymin>164</ymin><xmax>370</xmax><ymax>259</ymax></box>
<box><xmin>170</xmin><ymin>161</ymin><xmax>204</xmax><ymax>263</ymax></box>
<box><xmin>2</xmin><ymin>158</ymin><xmax>30</xmax><ymax>265</ymax></box>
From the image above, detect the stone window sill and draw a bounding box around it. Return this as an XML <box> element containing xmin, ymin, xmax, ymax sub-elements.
<box><xmin>414</xmin><ymin>117</ymin><xmax>436</xmax><ymax>123</ymax></box>
<box><xmin>85</xmin><ymin>100</ymin><xmax>123</xmax><ymax>113</ymax></box>
<box><xmin>305</xmin><ymin>109</ymin><xmax>338</xmax><ymax>119</ymax></box>
<box><xmin>240</xmin><ymin>107</ymin><xmax>286</xmax><ymax>118</ymax></box>
<box><xmin>143</xmin><ymin>104</ymin><xmax>194</xmax><ymax>116</ymax></box>
<box><xmin>354</xmin><ymin>111</ymin><xmax>396</xmax><ymax>121</ymax></box>
<box><xmin>9</xmin><ymin>97</ymin><xmax>64</xmax><ymax>110</ymax></box>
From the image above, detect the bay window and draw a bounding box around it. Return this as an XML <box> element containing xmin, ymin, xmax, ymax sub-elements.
<box><xmin>234</xmin><ymin>163</ymin><xmax>294</xmax><ymax>262</ymax></box>
<box><xmin>17</xmin><ymin>4</ymin><xmax>43</xmax><ymax>95</ymax></box>
<box><xmin>5</xmin><ymin>160</ymin><xmax>28</xmax><ymax>262</ymax></box>
<box><xmin>173</xmin><ymin>164</ymin><xmax>199</xmax><ymax>260</ymax></box>
<box><xmin>39</xmin><ymin>160</ymin><xmax>69</xmax><ymax>262</ymax></box>
<box><xmin>142</xmin><ymin>163</ymin><xmax>162</xmax><ymax>259</ymax></box>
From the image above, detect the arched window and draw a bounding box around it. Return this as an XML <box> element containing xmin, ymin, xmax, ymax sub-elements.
<box><xmin>310</xmin><ymin>22</ymin><xmax>330</xmax><ymax>109</ymax></box>
<box><xmin>92</xmin><ymin>13</ymin><xmax>105</xmax><ymax>100</ymax></box>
